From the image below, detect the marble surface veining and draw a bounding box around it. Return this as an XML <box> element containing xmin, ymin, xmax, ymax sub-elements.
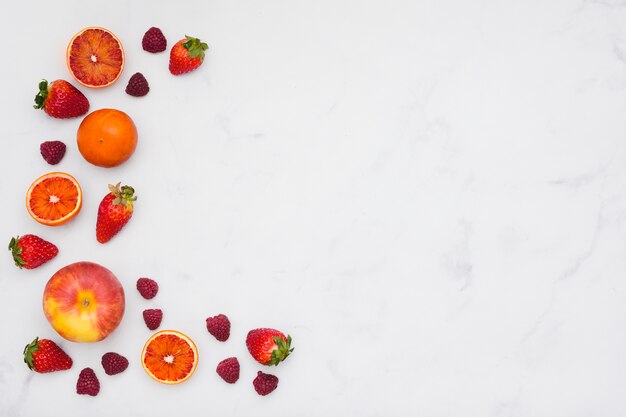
<box><xmin>1</xmin><ymin>0</ymin><xmax>626</xmax><ymax>416</ymax></box>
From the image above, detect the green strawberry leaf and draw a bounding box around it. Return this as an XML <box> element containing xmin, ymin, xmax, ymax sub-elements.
<box><xmin>23</xmin><ymin>337</ymin><xmax>40</xmax><ymax>370</ymax></box>
<box><xmin>120</xmin><ymin>185</ymin><xmax>137</xmax><ymax>204</ymax></box>
<box><xmin>183</xmin><ymin>35</ymin><xmax>209</xmax><ymax>60</ymax></box>
<box><xmin>268</xmin><ymin>335</ymin><xmax>294</xmax><ymax>366</ymax></box>
<box><xmin>9</xmin><ymin>236</ymin><xmax>25</xmax><ymax>268</ymax></box>
<box><xmin>109</xmin><ymin>183</ymin><xmax>137</xmax><ymax>207</ymax></box>
<box><xmin>34</xmin><ymin>80</ymin><xmax>49</xmax><ymax>110</ymax></box>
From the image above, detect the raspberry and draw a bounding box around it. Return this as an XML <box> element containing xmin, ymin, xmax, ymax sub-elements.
<box><xmin>125</xmin><ymin>73</ymin><xmax>150</xmax><ymax>97</ymax></box>
<box><xmin>40</xmin><ymin>141</ymin><xmax>66</xmax><ymax>165</ymax></box>
<box><xmin>206</xmin><ymin>314</ymin><xmax>230</xmax><ymax>341</ymax></box>
<box><xmin>216</xmin><ymin>357</ymin><xmax>240</xmax><ymax>384</ymax></box>
<box><xmin>142</xmin><ymin>27</ymin><xmax>167</xmax><ymax>53</ymax></box>
<box><xmin>253</xmin><ymin>371</ymin><xmax>278</xmax><ymax>396</ymax></box>
<box><xmin>76</xmin><ymin>368</ymin><xmax>100</xmax><ymax>396</ymax></box>
<box><xmin>143</xmin><ymin>309</ymin><xmax>163</xmax><ymax>330</ymax></box>
<box><xmin>136</xmin><ymin>277</ymin><xmax>159</xmax><ymax>299</ymax></box>
<box><xmin>101</xmin><ymin>352</ymin><xmax>129</xmax><ymax>375</ymax></box>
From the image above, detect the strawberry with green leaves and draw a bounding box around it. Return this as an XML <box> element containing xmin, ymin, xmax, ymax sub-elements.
<box><xmin>33</xmin><ymin>79</ymin><xmax>89</xmax><ymax>119</ymax></box>
<box><xmin>96</xmin><ymin>183</ymin><xmax>137</xmax><ymax>244</ymax></box>
<box><xmin>169</xmin><ymin>36</ymin><xmax>208</xmax><ymax>75</ymax></box>
<box><xmin>23</xmin><ymin>337</ymin><xmax>73</xmax><ymax>373</ymax></box>
<box><xmin>9</xmin><ymin>235</ymin><xmax>58</xmax><ymax>269</ymax></box>
<box><xmin>246</xmin><ymin>328</ymin><xmax>293</xmax><ymax>366</ymax></box>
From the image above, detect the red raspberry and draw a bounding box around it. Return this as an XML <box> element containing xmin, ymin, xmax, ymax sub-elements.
<box><xmin>143</xmin><ymin>309</ymin><xmax>163</xmax><ymax>330</ymax></box>
<box><xmin>40</xmin><ymin>141</ymin><xmax>66</xmax><ymax>165</ymax></box>
<box><xmin>125</xmin><ymin>73</ymin><xmax>150</xmax><ymax>97</ymax></box>
<box><xmin>76</xmin><ymin>367</ymin><xmax>100</xmax><ymax>396</ymax></box>
<box><xmin>253</xmin><ymin>371</ymin><xmax>278</xmax><ymax>396</ymax></box>
<box><xmin>206</xmin><ymin>314</ymin><xmax>230</xmax><ymax>341</ymax></box>
<box><xmin>101</xmin><ymin>352</ymin><xmax>129</xmax><ymax>375</ymax></box>
<box><xmin>216</xmin><ymin>357</ymin><xmax>240</xmax><ymax>384</ymax></box>
<box><xmin>136</xmin><ymin>277</ymin><xmax>159</xmax><ymax>299</ymax></box>
<box><xmin>142</xmin><ymin>27</ymin><xmax>167</xmax><ymax>53</ymax></box>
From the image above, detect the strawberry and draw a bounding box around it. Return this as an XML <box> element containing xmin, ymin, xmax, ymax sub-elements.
<box><xmin>246</xmin><ymin>328</ymin><xmax>293</xmax><ymax>366</ymax></box>
<box><xmin>169</xmin><ymin>36</ymin><xmax>208</xmax><ymax>75</ymax></box>
<box><xmin>96</xmin><ymin>183</ymin><xmax>137</xmax><ymax>244</ymax></box>
<box><xmin>9</xmin><ymin>235</ymin><xmax>58</xmax><ymax>269</ymax></box>
<box><xmin>33</xmin><ymin>79</ymin><xmax>89</xmax><ymax>119</ymax></box>
<box><xmin>23</xmin><ymin>337</ymin><xmax>73</xmax><ymax>373</ymax></box>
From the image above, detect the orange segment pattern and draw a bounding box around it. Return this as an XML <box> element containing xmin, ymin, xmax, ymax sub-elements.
<box><xmin>28</xmin><ymin>177</ymin><xmax>79</xmax><ymax>221</ymax></box>
<box><xmin>142</xmin><ymin>332</ymin><xmax>198</xmax><ymax>384</ymax></box>
<box><xmin>68</xmin><ymin>28</ymin><xmax>124</xmax><ymax>88</ymax></box>
<box><xmin>26</xmin><ymin>173</ymin><xmax>82</xmax><ymax>226</ymax></box>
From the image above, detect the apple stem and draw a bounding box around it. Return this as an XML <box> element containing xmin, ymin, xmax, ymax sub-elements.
<box><xmin>83</xmin><ymin>299</ymin><xmax>90</xmax><ymax>307</ymax></box>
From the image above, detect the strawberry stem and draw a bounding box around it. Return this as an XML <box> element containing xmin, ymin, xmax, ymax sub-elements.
<box><xmin>182</xmin><ymin>35</ymin><xmax>209</xmax><ymax>60</ymax></box>
<box><xmin>108</xmin><ymin>183</ymin><xmax>137</xmax><ymax>207</ymax></box>
<box><xmin>8</xmin><ymin>236</ymin><xmax>25</xmax><ymax>269</ymax></box>
<box><xmin>33</xmin><ymin>80</ymin><xmax>49</xmax><ymax>110</ymax></box>
<box><xmin>23</xmin><ymin>337</ymin><xmax>40</xmax><ymax>370</ymax></box>
<box><xmin>269</xmin><ymin>335</ymin><xmax>294</xmax><ymax>366</ymax></box>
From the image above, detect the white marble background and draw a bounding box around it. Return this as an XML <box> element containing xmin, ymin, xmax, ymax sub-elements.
<box><xmin>1</xmin><ymin>0</ymin><xmax>626</xmax><ymax>415</ymax></box>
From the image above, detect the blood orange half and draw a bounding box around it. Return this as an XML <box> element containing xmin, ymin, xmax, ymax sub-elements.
<box><xmin>26</xmin><ymin>172</ymin><xmax>82</xmax><ymax>226</ymax></box>
<box><xmin>67</xmin><ymin>27</ymin><xmax>124</xmax><ymax>88</ymax></box>
<box><xmin>141</xmin><ymin>330</ymin><xmax>199</xmax><ymax>384</ymax></box>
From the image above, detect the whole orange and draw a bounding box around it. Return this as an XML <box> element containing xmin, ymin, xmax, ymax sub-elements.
<box><xmin>77</xmin><ymin>109</ymin><xmax>138</xmax><ymax>167</ymax></box>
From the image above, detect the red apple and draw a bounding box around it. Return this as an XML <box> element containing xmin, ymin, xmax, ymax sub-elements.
<box><xmin>43</xmin><ymin>261</ymin><xmax>125</xmax><ymax>342</ymax></box>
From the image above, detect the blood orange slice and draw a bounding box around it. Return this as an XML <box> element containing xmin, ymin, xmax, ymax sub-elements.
<box><xmin>141</xmin><ymin>330</ymin><xmax>199</xmax><ymax>384</ymax></box>
<box><xmin>26</xmin><ymin>172</ymin><xmax>82</xmax><ymax>226</ymax></box>
<box><xmin>67</xmin><ymin>27</ymin><xmax>124</xmax><ymax>88</ymax></box>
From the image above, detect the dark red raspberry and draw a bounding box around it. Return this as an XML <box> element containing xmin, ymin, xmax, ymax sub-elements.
<box><xmin>40</xmin><ymin>141</ymin><xmax>66</xmax><ymax>165</ymax></box>
<box><xmin>142</xmin><ymin>27</ymin><xmax>167</xmax><ymax>53</ymax></box>
<box><xmin>253</xmin><ymin>371</ymin><xmax>278</xmax><ymax>396</ymax></box>
<box><xmin>216</xmin><ymin>357</ymin><xmax>240</xmax><ymax>384</ymax></box>
<box><xmin>125</xmin><ymin>73</ymin><xmax>150</xmax><ymax>97</ymax></box>
<box><xmin>76</xmin><ymin>367</ymin><xmax>100</xmax><ymax>396</ymax></box>
<box><xmin>206</xmin><ymin>314</ymin><xmax>230</xmax><ymax>341</ymax></box>
<box><xmin>143</xmin><ymin>309</ymin><xmax>163</xmax><ymax>330</ymax></box>
<box><xmin>101</xmin><ymin>352</ymin><xmax>129</xmax><ymax>375</ymax></box>
<box><xmin>136</xmin><ymin>277</ymin><xmax>159</xmax><ymax>299</ymax></box>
